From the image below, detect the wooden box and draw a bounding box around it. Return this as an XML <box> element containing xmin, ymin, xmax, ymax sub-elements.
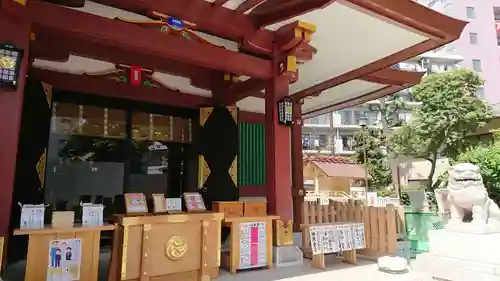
<box><xmin>109</xmin><ymin>213</ymin><xmax>223</xmax><ymax>281</ymax></box>
<box><xmin>243</xmin><ymin>201</ymin><xmax>267</xmax><ymax>217</ymax></box>
<box><xmin>212</xmin><ymin>201</ymin><xmax>243</xmax><ymax>218</ymax></box>
<box><xmin>52</xmin><ymin>211</ymin><xmax>75</xmax><ymax>228</ymax></box>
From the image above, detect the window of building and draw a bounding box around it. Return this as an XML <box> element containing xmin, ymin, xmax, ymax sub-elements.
<box><xmin>339</xmin><ymin>110</ymin><xmax>352</xmax><ymax>125</ymax></box>
<box><xmin>354</xmin><ymin>110</ymin><xmax>368</xmax><ymax>125</ymax></box>
<box><xmin>466</xmin><ymin>7</ymin><xmax>475</xmax><ymax>19</ymax></box>
<box><xmin>302</xmin><ymin>134</ymin><xmax>319</xmax><ymax>149</ymax></box>
<box><xmin>398</xmin><ymin>112</ymin><xmax>413</xmax><ymax>122</ymax></box>
<box><xmin>476</xmin><ymin>86</ymin><xmax>485</xmax><ymax>99</ymax></box>
<box><xmin>318</xmin><ymin>134</ymin><xmax>328</xmax><ymax>148</ymax></box>
<box><xmin>469</xmin><ymin>32</ymin><xmax>478</xmax><ymax>45</ymax></box>
<box><xmin>46</xmin><ymin>103</ymin><xmax>128</xmax><ymax>211</ymax></box>
<box><xmin>308</xmin><ymin>114</ymin><xmax>330</xmax><ymax>125</ymax></box>
<box><xmin>44</xmin><ymin>96</ymin><xmax>196</xmax><ymax>214</ymax></box>
<box><xmin>472</xmin><ymin>59</ymin><xmax>482</xmax><ymax>72</ymax></box>
<box><xmin>341</xmin><ymin>135</ymin><xmax>355</xmax><ymax>151</ymax></box>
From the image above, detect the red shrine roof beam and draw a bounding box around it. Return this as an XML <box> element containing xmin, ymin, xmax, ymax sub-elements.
<box><xmin>301</xmin><ymin>69</ymin><xmax>425</xmax><ymax>119</ymax></box>
<box><xmin>27</xmin><ymin>0</ymin><xmax>466</xmax><ymax>115</ymax></box>
<box><xmin>29</xmin><ymin>68</ymin><xmax>213</xmax><ymax>109</ymax></box>
<box><xmin>222</xmin><ymin>67</ymin><xmax>423</xmax><ymax>106</ymax></box>
<box><xmin>27</xmin><ymin>1</ymin><xmax>272</xmax><ymax>79</ymax></box>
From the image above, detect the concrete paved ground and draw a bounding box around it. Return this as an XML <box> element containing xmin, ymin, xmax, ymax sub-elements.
<box><xmin>4</xmin><ymin>252</ymin><xmax>429</xmax><ymax>281</ymax></box>
<box><xmin>218</xmin><ymin>259</ymin><xmax>429</xmax><ymax>281</ymax></box>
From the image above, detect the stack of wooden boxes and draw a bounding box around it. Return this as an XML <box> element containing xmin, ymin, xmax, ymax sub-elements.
<box><xmin>212</xmin><ymin>200</ymin><xmax>267</xmax><ymax>218</ymax></box>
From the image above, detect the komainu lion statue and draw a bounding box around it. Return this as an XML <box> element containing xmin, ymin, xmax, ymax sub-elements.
<box><xmin>446</xmin><ymin>163</ymin><xmax>500</xmax><ymax>226</ymax></box>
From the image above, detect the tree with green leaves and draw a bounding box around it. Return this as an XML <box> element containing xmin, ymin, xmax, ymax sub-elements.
<box><xmin>455</xmin><ymin>130</ymin><xmax>500</xmax><ymax>203</ymax></box>
<box><xmin>368</xmin><ymin>92</ymin><xmax>412</xmax><ymax>195</ymax></box>
<box><xmin>352</xmin><ymin>128</ymin><xmax>391</xmax><ymax>190</ymax></box>
<box><xmin>391</xmin><ymin>68</ymin><xmax>492</xmax><ymax>189</ymax></box>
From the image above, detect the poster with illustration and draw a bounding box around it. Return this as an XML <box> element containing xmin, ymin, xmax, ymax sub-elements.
<box><xmin>47</xmin><ymin>238</ymin><xmax>82</xmax><ymax>281</ymax></box>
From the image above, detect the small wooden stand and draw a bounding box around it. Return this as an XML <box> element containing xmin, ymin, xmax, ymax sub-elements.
<box><xmin>14</xmin><ymin>224</ymin><xmax>115</xmax><ymax>281</ymax></box>
<box><xmin>222</xmin><ymin>215</ymin><xmax>279</xmax><ymax>274</ymax></box>
<box><xmin>301</xmin><ymin>223</ymin><xmax>358</xmax><ymax>270</ymax></box>
<box><xmin>310</xmin><ymin>248</ymin><xmax>357</xmax><ymax>269</ymax></box>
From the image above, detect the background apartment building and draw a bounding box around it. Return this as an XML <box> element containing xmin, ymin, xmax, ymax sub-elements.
<box><xmin>303</xmin><ymin>0</ymin><xmax>500</xmax><ymax>155</ymax></box>
<box><xmin>302</xmin><ymin>51</ymin><xmax>463</xmax><ymax>155</ymax></box>
<box><xmin>417</xmin><ymin>0</ymin><xmax>500</xmax><ymax>105</ymax></box>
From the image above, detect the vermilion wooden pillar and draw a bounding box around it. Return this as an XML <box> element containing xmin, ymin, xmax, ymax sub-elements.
<box><xmin>0</xmin><ymin>12</ymin><xmax>30</xmax><ymax>237</ymax></box>
<box><xmin>291</xmin><ymin>100</ymin><xmax>304</xmax><ymax>232</ymax></box>
<box><xmin>264</xmin><ymin>55</ymin><xmax>293</xmax><ymax>221</ymax></box>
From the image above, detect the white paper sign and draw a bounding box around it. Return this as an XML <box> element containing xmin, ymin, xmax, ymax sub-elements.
<box><xmin>351</xmin><ymin>223</ymin><xmax>366</xmax><ymax>250</ymax></box>
<box><xmin>166</xmin><ymin>198</ymin><xmax>182</xmax><ymax>212</ymax></box>
<box><xmin>309</xmin><ymin>226</ymin><xmax>321</xmax><ymax>255</ymax></box>
<box><xmin>20</xmin><ymin>204</ymin><xmax>45</xmax><ymax>229</ymax></box>
<box><xmin>320</xmin><ymin>226</ymin><xmax>332</xmax><ymax>253</ymax></box>
<box><xmin>82</xmin><ymin>204</ymin><xmax>104</xmax><ymax>226</ymax></box>
<box><xmin>326</xmin><ymin>225</ymin><xmax>340</xmax><ymax>253</ymax></box>
<box><xmin>336</xmin><ymin>224</ymin><xmax>354</xmax><ymax>251</ymax></box>
<box><xmin>309</xmin><ymin>223</ymin><xmax>365</xmax><ymax>255</ymax></box>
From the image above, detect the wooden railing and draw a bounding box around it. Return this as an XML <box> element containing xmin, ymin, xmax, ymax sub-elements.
<box><xmin>304</xmin><ymin>190</ymin><xmax>350</xmax><ymax>202</ymax></box>
<box><xmin>301</xmin><ymin>200</ymin><xmax>405</xmax><ymax>259</ymax></box>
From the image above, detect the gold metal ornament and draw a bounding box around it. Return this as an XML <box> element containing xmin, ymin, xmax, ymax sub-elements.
<box><xmin>165</xmin><ymin>236</ymin><xmax>188</xmax><ymax>260</ymax></box>
<box><xmin>229</xmin><ymin>156</ymin><xmax>237</xmax><ymax>187</ymax></box>
<box><xmin>0</xmin><ymin>56</ymin><xmax>15</xmax><ymax>69</ymax></box>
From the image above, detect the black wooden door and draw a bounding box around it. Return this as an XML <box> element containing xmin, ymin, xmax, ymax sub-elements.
<box><xmin>7</xmin><ymin>78</ymin><xmax>51</xmax><ymax>263</ymax></box>
<box><xmin>198</xmin><ymin>106</ymin><xmax>238</xmax><ymax>209</ymax></box>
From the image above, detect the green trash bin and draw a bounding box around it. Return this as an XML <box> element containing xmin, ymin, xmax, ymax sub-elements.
<box><xmin>404</xmin><ymin>211</ymin><xmax>447</xmax><ymax>254</ymax></box>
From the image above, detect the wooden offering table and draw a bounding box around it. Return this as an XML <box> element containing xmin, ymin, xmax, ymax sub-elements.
<box><xmin>14</xmin><ymin>224</ymin><xmax>115</xmax><ymax>281</ymax></box>
<box><xmin>108</xmin><ymin>212</ymin><xmax>223</xmax><ymax>281</ymax></box>
<box><xmin>222</xmin><ymin>215</ymin><xmax>279</xmax><ymax>274</ymax></box>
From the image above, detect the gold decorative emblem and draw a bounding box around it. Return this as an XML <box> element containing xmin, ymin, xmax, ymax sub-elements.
<box><xmin>36</xmin><ymin>149</ymin><xmax>47</xmax><ymax>188</ymax></box>
<box><xmin>227</xmin><ymin>106</ymin><xmax>237</xmax><ymax>124</ymax></box>
<box><xmin>229</xmin><ymin>156</ymin><xmax>237</xmax><ymax>187</ymax></box>
<box><xmin>199</xmin><ymin>107</ymin><xmax>213</xmax><ymax>126</ymax></box>
<box><xmin>198</xmin><ymin>155</ymin><xmax>210</xmax><ymax>190</ymax></box>
<box><xmin>165</xmin><ymin>236</ymin><xmax>188</xmax><ymax>260</ymax></box>
<box><xmin>0</xmin><ymin>56</ymin><xmax>15</xmax><ymax>69</ymax></box>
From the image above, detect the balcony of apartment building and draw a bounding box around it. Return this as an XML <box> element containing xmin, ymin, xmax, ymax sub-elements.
<box><xmin>365</xmin><ymin>88</ymin><xmax>421</xmax><ymax>107</ymax></box>
<box><xmin>302</xmin><ymin>130</ymin><xmax>357</xmax><ymax>156</ymax></box>
<box><xmin>495</xmin><ymin>8</ymin><xmax>500</xmax><ymax>46</ymax></box>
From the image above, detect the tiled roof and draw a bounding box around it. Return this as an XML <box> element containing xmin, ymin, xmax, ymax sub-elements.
<box><xmin>303</xmin><ymin>154</ymin><xmax>370</xmax><ymax>179</ymax></box>
<box><xmin>303</xmin><ymin>154</ymin><xmax>355</xmax><ymax>164</ymax></box>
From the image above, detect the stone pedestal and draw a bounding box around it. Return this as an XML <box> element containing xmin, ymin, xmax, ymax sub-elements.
<box><xmin>417</xmin><ymin>229</ymin><xmax>500</xmax><ymax>281</ymax></box>
<box><xmin>272</xmin><ymin>245</ymin><xmax>303</xmax><ymax>268</ymax></box>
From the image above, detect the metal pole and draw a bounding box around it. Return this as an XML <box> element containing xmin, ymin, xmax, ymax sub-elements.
<box><xmin>363</xmin><ymin>130</ymin><xmax>369</xmax><ymax>201</ymax></box>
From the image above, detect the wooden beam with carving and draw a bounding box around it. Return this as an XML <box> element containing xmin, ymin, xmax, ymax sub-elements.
<box><xmin>235</xmin><ymin>0</ymin><xmax>267</xmax><ymax>13</ymax></box>
<box><xmin>30</xmin><ymin>68</ymin><xmax>213</xmax><ymax>108</ymax></box>
<box><xmin>89</xmin><ymin>0</ymin><xmax>326</xmax><ymax>57</ymax></box>
<box><xmin>28</xmin><ymin>1</ymin><xmax>273</xmax><ymax>79</ymax></box>
<box><xmin>41</xmin><ymin>0</ymin><xmax>85</xmax><ymax>7</ymax></box>
<box><xmin>301</xmin><ymin>85</ymin><xmax>406</xmax><ymax>119</ymax></box>
<box><xmin>274</xmin><ymin>21</ymin><xmax>317</xmax><ymax>62</ymax></box>
<box><xmin>30</xmin><ymin>31</ymin><xmax>224</xmax><ymax>91</ymax></box>
<box><xmin>220</xmin><ymin>78</ymin><xmax>266</xmax><ymax>105</ymax></box>
<box><xmin>301</xmin><ymin>68</ymin><xmax>425</xmax><ymax>118</ymax></box>
<box><xmin>213</xmin><ymin>0</ymin><xmax>230</xmax><ymax>6</ymax></box>
<box><xmin>361</xmin><ymin>68</ymin><xmax>425</xmax><ymax>87</ymax></box>
<box><xmin>250</xmin><ymin>0</ymin><xmax>334</xmax><ymax>27</ymax></box>
<box><xmin>92</xmin><ymin>0</ymin><xmax>256</xmax><ymax>40</ymax></box>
